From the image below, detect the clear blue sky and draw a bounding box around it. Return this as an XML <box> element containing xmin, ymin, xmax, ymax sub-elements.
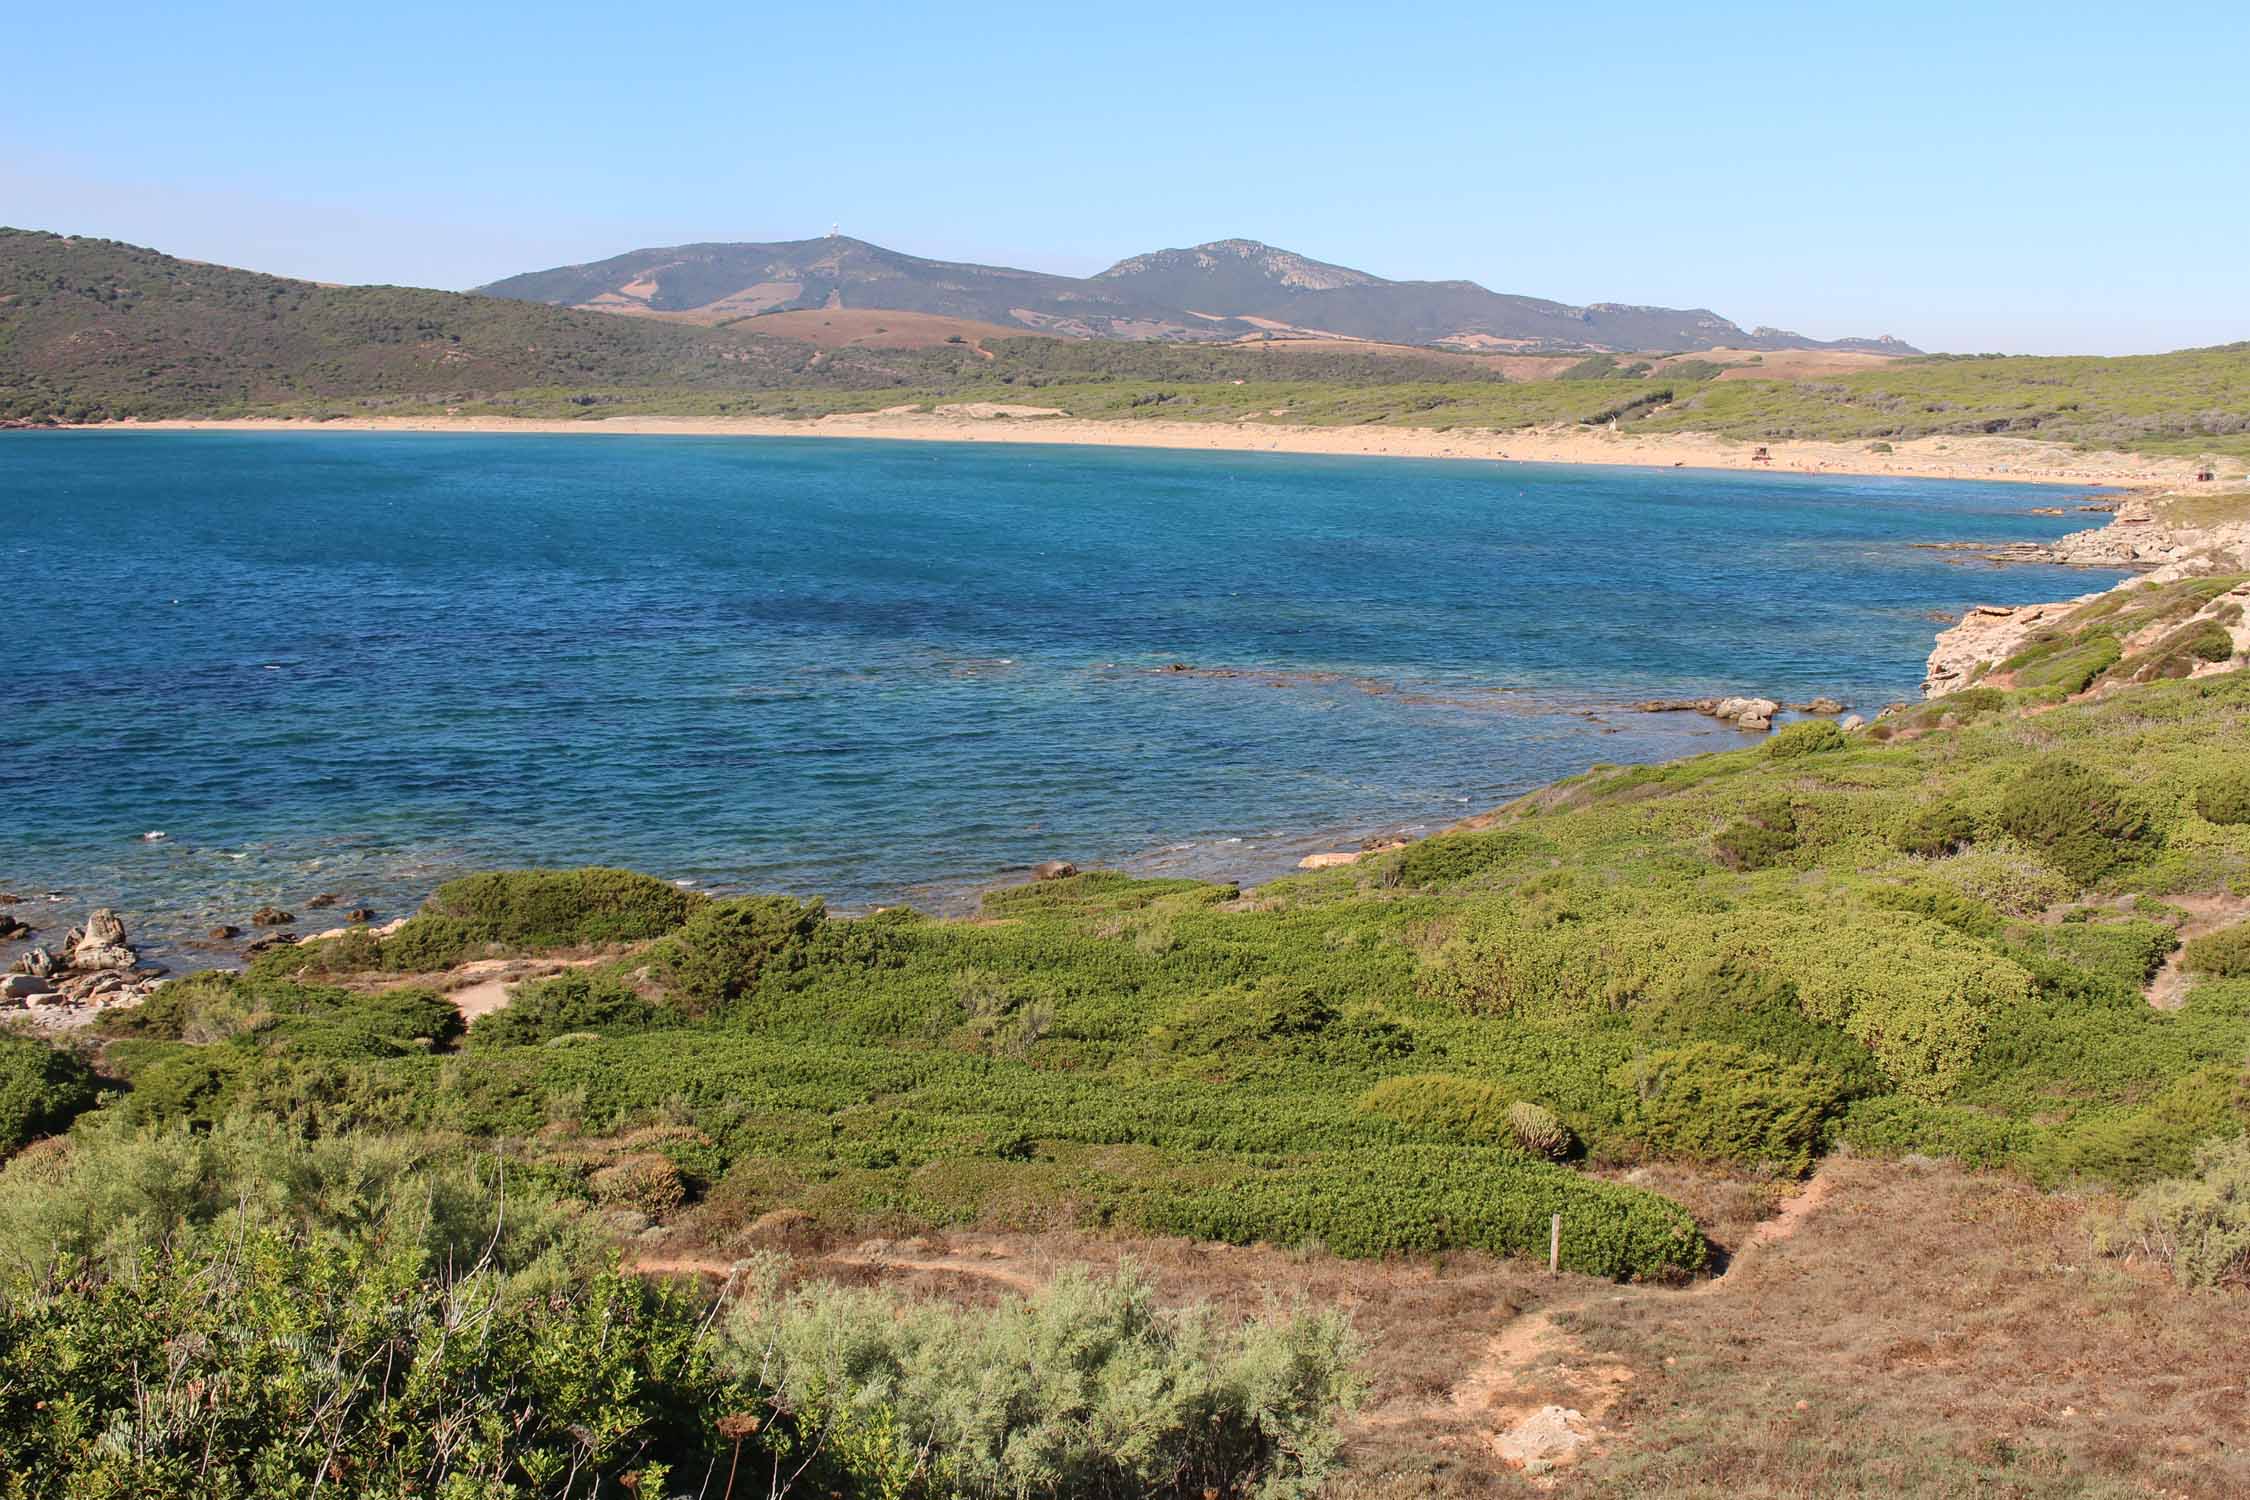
<box><xmin>6</xmin><ymin>1</ymin><xmax>2246</xmax><ymax>354</ymax></box>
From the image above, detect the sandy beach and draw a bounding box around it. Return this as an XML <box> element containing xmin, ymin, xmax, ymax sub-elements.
<box><xmin>63</xmin><ymin>411</ymin><xmax>2200</xmax><ymax>488</ymax></box>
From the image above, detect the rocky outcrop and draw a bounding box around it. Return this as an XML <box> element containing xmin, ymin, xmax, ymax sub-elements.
<box><xmin>9</xmin><ymin>946</ymin><xmax>57</xmax><ymax>979</ymax></box>
<box><xmin>67</xmin><ymin>908</ymin><xmax>138</xmax><ymax>971</ymax></box>
<box><xmin>1029</xmin><ymin>861</ymin><xmax>1077</xmax><ymax>881</ymax></box>
<box><xmin>251</xmin><ymin>905</ymin><xmax>294</xmax><ymax>927</ymax></box>
<box><xmin>1925</xmin><ymin>492</ymin><xmax>2250</xmax><ymax>698</ymax></box>
<box><xmin>1924</xmin><ymin>600</ymin><xmax>2095</xmax><ymax>697</ymax></box>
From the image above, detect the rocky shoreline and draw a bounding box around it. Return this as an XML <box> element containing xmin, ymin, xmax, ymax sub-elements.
<box><xmin>1925</xmin><ymin>489</ymin><xmax>2250</xmax><ymax>698</ymax></box>
<box><xmin>2</xmin><ymin>888</ymin><xmax>392</xmax><ymax>1030</ymax></box>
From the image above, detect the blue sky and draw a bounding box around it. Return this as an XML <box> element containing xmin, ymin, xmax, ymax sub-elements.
<box><xmin>6</xmin><ymin>1</ymin><xmax>2246</xmax><ymax>354</ymax></box>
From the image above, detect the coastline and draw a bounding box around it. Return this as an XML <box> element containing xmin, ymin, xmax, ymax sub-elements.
<box><xmin>11</xmin><ymin>445</ymin><xmax>2232</xmax><ymax>1013</ymax></box>
<box><xmin>52</xmin><ymin>411</ymin><xmax>2200</xmax><ymax>489</ymax></box>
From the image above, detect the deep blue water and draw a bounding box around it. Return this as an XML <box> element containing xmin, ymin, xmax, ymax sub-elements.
<box><xmin>3</xmin><ymin>431</ymin><xmax>2120</xmax><ymax>958</ymax></box>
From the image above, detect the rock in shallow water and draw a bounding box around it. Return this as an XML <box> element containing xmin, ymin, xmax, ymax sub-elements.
<box><xmin>68</xmin><ymin>908</ymin><xmax>138</xmax><ymax>971</ymax></box>
<box><xmin>251</xmin><ymin>905</ymin><xmax>293</xmax><ymax>927</ymax></box>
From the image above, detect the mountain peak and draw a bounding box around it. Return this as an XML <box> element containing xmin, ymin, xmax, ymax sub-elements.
<box><xmin>1095</xmin><ymin>240</ymin><xmax>1386</xmax><ymax>292</ymax></box>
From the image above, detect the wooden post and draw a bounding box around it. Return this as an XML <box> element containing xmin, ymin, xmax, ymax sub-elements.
<box><xmin>1549</xmin><ymin>1214</ymin><xmax>1561</xmax><ymax>1276</ymax></box>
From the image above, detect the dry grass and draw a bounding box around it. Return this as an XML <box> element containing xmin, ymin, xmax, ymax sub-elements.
<box><xmin>640</xmin><ymin>1158</ymin><xmax>2247</xmax><ymax>1496</ymax></box>
<box><xmin>1560</xmin><ymin>1157</ymin><xmax>2249</xmax><ymax>1497</ymax></box>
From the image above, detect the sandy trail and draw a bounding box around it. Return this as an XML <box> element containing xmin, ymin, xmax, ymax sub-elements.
<box><xmin>1431</xmin><ymin>1168</ymin><xmax>1837</xmax><ymax>1477</ymax></box>
<box><xmin>2144</xmin><ymin>894</ymin><xmax>2250</xmax><ymax>1010</ymax></box>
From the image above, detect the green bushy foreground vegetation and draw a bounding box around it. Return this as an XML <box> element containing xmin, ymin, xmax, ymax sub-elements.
<box><xmin>9</xmin><ymin>650</ymin><xmax>2250</xmax><ymax>1490</ymax></box>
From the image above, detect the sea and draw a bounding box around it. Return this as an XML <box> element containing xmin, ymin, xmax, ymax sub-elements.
<box><xmin>2</xmin><ymin>431</ymin><xmax>2125</xmax><ymax>964</ymax></box>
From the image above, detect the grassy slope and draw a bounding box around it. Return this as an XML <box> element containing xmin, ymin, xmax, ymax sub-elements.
<box><xmin>0</xmin><ymin>228</ymin><xmax>965</xmax><ymax>420</ymax></box>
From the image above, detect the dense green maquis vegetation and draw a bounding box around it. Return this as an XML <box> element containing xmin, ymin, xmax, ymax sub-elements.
<box><xmin>0</xmin><ymin>1120</ymin><xmax>1358</xmax><ymax>1497</ymax></box>
<box><xmin>18</xmin><ymin>661</ymin><xmax>2250</xmax><ymax>1251</ymax></box>
<box><xmin>9</xmin><ymin>640</ymin><xmax>2250</xmax><ymax>1488</ymax></box>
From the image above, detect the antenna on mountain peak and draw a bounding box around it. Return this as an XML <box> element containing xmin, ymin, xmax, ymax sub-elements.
<box><xmin>829</xmin><ymin>223</ymin><xmax>840</xmax><ymax>239</ymax></box>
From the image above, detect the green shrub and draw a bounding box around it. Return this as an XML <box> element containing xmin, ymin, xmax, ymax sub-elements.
<box><xmin>1865</xmin><ymin>881</ymin><xmax>2004</xmax><ymax>941</ymax></box>
<box><xmin>651</xmin><ymin>895</ymin><xmax>826</xmax><ymax>1011</ymax></box>
<box><xmin>1141</xmin><ymin>1147</ymin><xmax>1707</xmax><ymax>1277</ymax></box>
<box><xmin>421</xmin><ymin>867</ymin><xmax>703</xmax><ymax>949</ymax></box>
<box><xmin>726</xmin><ymin>1262</ymin><xmax>1363</xmax><ymax>1500</ymax></box>
<box><xmin>1608</xmin><ymin>1042</ymin><xmax>1849</xmax><ymax>1175</ymax></box>
<box><xmin>2196</xmin><ymin>767</ymin><xmax>2250</xmax><ymax>825</ymax></box>
<box><xmin>1765</xmin><ymin>720</ymin><xmax>1845</xmax><ymax>759</ymax></box>
<box><xmin>2110</xmin><ymin>1135</ymin><xmax>2250</xmax><ymax>1287</ymax></box>
<box><xmin>1713</xmin><ymin>798</ymin><xmax>1799</xmax><ymax>870</ymax></box>
<box><xmin>1506</xmin><ymin>1100</ymin><xmax>1573</xmax><ymax>1160</ymax></box>
<box><xmin>588</xmin><ymin>1152</ymin><xmax>688</xmax><ymax>1218</ymax></box>
<box><xmin>1938</xmin><ymin>686</ymin><xmax>2010</xmax><ymax>716</ymax></box>
<box><xmin>1156</xmin><ymin>980</ymin><xmax>1413</xmax><ymax>1071</ymax></box>
<box><xmin>2002</xmin><ymin>629</ymin><xmax>2121</xmax><ymax>695</ymax></box>
<box><xmin>1993</xmin><ymin>758</ymin><xmax>2160</xmax><ymax>886</ymax></box>
<box><xmin>0</xmin><ymin>1037</ymin><xmax>99</xmax><ymax>1158</ymax></box>
<box><xmin>1356</xmin><ymin>1074</ymin><xmax>1516</xmax><ymax>1146</ymax></box>
<box><xmin>1381</xmin><ymin>831</ymin><xmax>1532</xmax><ymax>888</ymax></box>
<box><xmin>468</xmin><ymin>971</ymin><xmax>681</xmax><ymax>1050</ymax></box>
<box><xmin>1894</xmin><ymin>801</ymin><xmax>1978</xmax><ymax>858</ymax></box>
<box><xmin>2127</xmin><ymin>620</ymin><xmax>2237</xmax><ymax>682</ymax></box>
<box><xmin>2186</xmin><ymin>922</ymin><xmax>2250</xmax><ymax>979</ymax></box>
<box><xmin>377</xmin><ymin>914</ymin><xmax>481</xmax><ymax>971</ymax></box>
<box><xmin>120</xmin><ymin>1048</ymin><xmax>255</xmax><ymax>1128</ymax></box>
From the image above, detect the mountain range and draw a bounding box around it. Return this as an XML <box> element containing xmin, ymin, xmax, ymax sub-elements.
<box><xmin>477</xmin><ymin>235</ymin><xmax>1914</xmax><ymax>355</ymax></box>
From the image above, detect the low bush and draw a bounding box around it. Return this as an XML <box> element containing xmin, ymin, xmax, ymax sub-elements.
<box><xmin>651</xmin><ymin>895</ymin><xmax>827</xmax><ymax>1011</ymax></box>
<box><xmin>1141</xmin><ymin>1147</ymin><xmax>1707</xmax><ymax>1278</ymax></box>
<box><xmin>1507</xmin><ymin>1100</ymin><xmax>1573</xmax><ymax>1159</ymax></box>
<box><xmin>421</xmin><ymin>867</ymin><xmax>703</xmax><ymax>948</ymax></box>
<box><xmin>1765</xmin><ymin>720</ymin><xmax>1845</xmax><ymax>759</ymax></box>
<box><xmin>1895</xmin><ymin>801</ymin><xmax>1978</xmax><ymax>858</ymax></box>
<box><xmin>1355</xmin><ymin>1073</ymin><xmax>1517</xmax><ymax>1146</ymax></box>
<box><xmin>376</xmin><ymin>914</ymin><xmax>481</xmax><ymax>971</ymax></box>
<box><xmin>1608</xmin><ymin>1042</ymin><xmax>1849</xmax><ymax>1175</ymax></box>
<box><xmin>1993</xmin><ymin>758</ymin><xmax>2160</xmax><ymax>886</ymax></box>
<box><xmin>1381</xmin><ymin>831</ymin><xmax>1533</xmax><ymax>888</ymax></box>
<box><xmin>1937</xmin><ymin>686</ymin><xmax>2010</xmax><ymax>716</ymax></box>
<box><xmin>1865</xmin><ymin>881</ymin><xmax>2004</xmax><ymax>942</ymax></box>
<box><xmin>2110</xmin><ymin>1135</ymin><xmax>2250</xmax><ymax>1287</ymax></box>
<box><xmin>727</xmin><ymin>1263</ymin><xmax>1363</xmax><ymax>1499</ymax></box>
<box><xmin>2126</xmin><ymin>620</ymin><xmax>2237</xmax><ymax>682</ymax></box>
<box><xmin>0</xmin><ymin>1037</ymin><xmax>99</xmax><ymax>1158</ymax></box>
<box><xmin>2002</xmin><ymin>629</ymin><xmax>2121</xmax><ymax>695</ymax></box>
<box><xmin>2195</xmin><ymin>766</ymin><xmax>2250</xmax><ymax>825</ymax></box>
<box><xmin>1713</xmin><ymin>798</ymin><xmax>1799</xmax><ymax>870</ymax></box>
<box><xmin>2185</xmin><ymin>922</ymin><xmax>2250</xmax><ymax>979</ymax></box>
<box><xmin>468</xmin><ymin>971</ymin><xmax>682</xmax><ymax>1050</ymax></box>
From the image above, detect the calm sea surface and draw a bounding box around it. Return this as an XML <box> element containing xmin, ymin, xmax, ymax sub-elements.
<box><xmin>2</xmin><ymin>432</ymin><xmax>2121</xmax><ymax>960</ymax></box>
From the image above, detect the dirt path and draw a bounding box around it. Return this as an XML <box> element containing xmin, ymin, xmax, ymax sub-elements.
<box><xmin>1427</xmin><ymin>1168</ymin><xmax>1837</xmax><ymax>1478</ymax></box>
<box><xmin>371</xmin><ymin>953</ymin><xmax>612</xmax><ymax>1022</ymax></box>
<box><xmin>631</xmin><ymin>1169</ymin><xmax>1838</xmax><ymax>1483</ymax></box>
<box><xmin>2144</xmin><ymin>894</ymin><xmax>2250</xmax><ymax>1011</ymax></box>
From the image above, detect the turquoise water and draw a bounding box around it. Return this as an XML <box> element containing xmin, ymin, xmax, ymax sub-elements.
<box><xmin>3</xmin><ymin>432</ymin><xmax>2119</xmax><ymax>959</ymax></box>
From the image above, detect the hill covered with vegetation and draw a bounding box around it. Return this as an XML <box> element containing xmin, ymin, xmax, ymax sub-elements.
<box><xmin>475</xmin><ymin>233</ymin><xmax>1910</xmax><ymax>353</ymax></box>
<box><xmin>9</xmin><ymin>229</ymin><xmax>2250</xmax><ymax>465</ymax></box>
<box><xmin>6</xmin><ymin>561</ymin><xmax>2250</xmax><ymax>1490</ymax></box>
<box><xmin>0</xmin><ymin>229</ymin><xmax>970</xmax><ymax>422</ymax></box>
